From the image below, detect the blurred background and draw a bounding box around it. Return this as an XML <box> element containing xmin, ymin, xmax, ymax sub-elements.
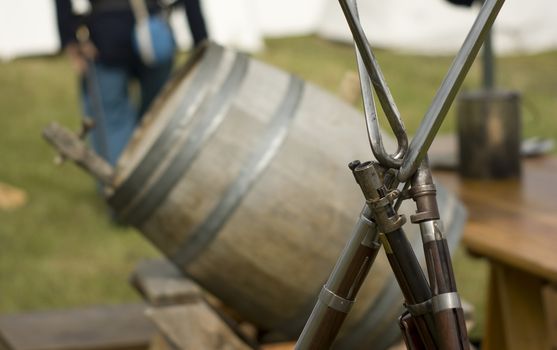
<box><xmin>1</xmin><ymin>0</ymin><xmax>556</xmax><ymax>345</ymax></box>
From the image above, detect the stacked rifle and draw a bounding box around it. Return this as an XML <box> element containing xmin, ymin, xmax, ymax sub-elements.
<box><xmin>295</xmin><ymin>0</ymin><xmax>505</xmax><ymax>348</ymax></box>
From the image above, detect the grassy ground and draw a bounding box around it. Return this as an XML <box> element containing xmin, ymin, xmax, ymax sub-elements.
<box><xmin>0</xmin><ymin>36</ymin><xmax>556</xmax><ymax>341</ymax></box>
<box><xmin>0</xmin><ymin>56</ymin><xmax>158</xmax><ymax>312</ymax></box>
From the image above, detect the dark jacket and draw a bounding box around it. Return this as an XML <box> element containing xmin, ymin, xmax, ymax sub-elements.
<box><xmin>55</xmin><ymin>0</ymin><xmax>208</xmax><ymax>65</ymax></box>
<box><xmin>445</xmin><ymin>0</ymin><xmax>475</xmax><ymax>6</ymax></box>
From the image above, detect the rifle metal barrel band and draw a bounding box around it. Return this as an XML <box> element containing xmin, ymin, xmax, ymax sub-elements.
<box><xmin>319</xmin><ymin>286</ymin><xmax>354</xmax><ymax>314</ymax></box>
<box><xmin>360</xmin><ymin>209</ymin><xmax>379</xmax><ymax>248</ymax></box>
<box><xmin>361</xmin><ymin>231</ymin><xmax>381</xmax><ymax>249</ymax></box>
<box><xmin>405</xmin><ymin>299</ymin><xmax>432</xmax><ymax>316</ymax></box>
<box><xmin>419</xmin><ymin>220</ymin><xmax>444</xmax><ymax>244</ymax></box>
<box><xmin>432</xmin><ymin>292</ymin><xmax>462</xmax><ymax>313</ymax></box>
<box><xmin>408</xmin><ymin>184</ymin><xmax>437</xmax><ymax>197</ymax></box>
<box><xmin>360</xmin><ymin>213</ymin><xmax>375</xmax><ymax>227</ymax></box>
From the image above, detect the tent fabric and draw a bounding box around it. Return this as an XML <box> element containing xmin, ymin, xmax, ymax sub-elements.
<box><xmin>143</xmin><ymin>0</ymin><xmax>328</xmax><ymax>52</ymax></box>
<box><xmin>1</xmin><ymin>0</ymin><xmax>557</xmax><ymax>61</ymax></box>
<box><xmin>0</xmin><ymin>1</ymin><xmax>60</xmax><ymax>61</ymax></box>
<box><xmin>317</xmin><ymin>0</ymin><xmax>557</xmax><ymax>55</ymax></box>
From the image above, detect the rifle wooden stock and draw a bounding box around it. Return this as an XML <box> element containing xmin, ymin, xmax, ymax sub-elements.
<box><xmin>410</xmin><ymin>159</ymin><xmax>469</xmax><ymax>349</ymax></box>
<box><xmin>425</xmin><ymin>238</ymin><xmax>470</xmax><ymax>349</ymax></box>
<box><xmin>295</xmin><ymin>207</ymin><xmax>381</xmax><ymax>350</ymax></box>
<box><xmin>300</xmin><ymin>241</ymin><xmax>380</xmax><ymax>349</ymax></box>
<box><xmin>381</xmin><ymin>230</ymin><xmax>438</xmax><ymax>349</ymax></box>
<box><xmin>301</xmin><ymin>308</ymin><xmax>348</xmax><ymax>350</ymax></box>
<box><xmin>399</xmin><ymin>312</ymin><xmax>428</xmax><ymax>350</ymax></box>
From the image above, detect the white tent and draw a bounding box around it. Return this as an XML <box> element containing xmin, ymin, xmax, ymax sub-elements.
<box><xmin>0</xmin><ymin>1</ymin><xmax>60</xmax><ymax>60</ymax></box>
<box><xmin>317</xmin><ymin>0</ymin><xmax>557</xmax><ymax>55</ymax></box>
<box><xmin>149</xmin><ymin>0</ymin><xmax>330</xmax><ymax>52</ymax></box>
<box><xmin>1</xmin><ymin>0</ymin><xmax>557</xmax><ymax>61</ymax></box>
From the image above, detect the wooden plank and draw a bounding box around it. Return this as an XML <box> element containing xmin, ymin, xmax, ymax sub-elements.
<box><xmin>482</xmin><ymin>265</ymin><xmax>508</xmax><ymax>350</ymax></box>
<box><xmin>147</xmin><ymin>334</ymin><xmax>176</xmax><ymax>350</ymax></box>
<box><xmin>435</xmin><ymin>157</ymin><xmax>557</xmax><ymax>283</ymax></box>
<box><xmin>146</xmin><ymin>303</ymin><xmax>251</xmax><ymax>350</ymax></box>
<box><xmin>130</xmin><ymin>259</ymin><xmax>202</xmax><ymax>306</ymax></box>
<box><xmin>542</xmin><ymin>284</ymin><xmax>557</xmax><ymax>349</ymax></box>
<box><xmin>0</xmin><ymin>304</ymin><xmax>154</xmax><ymax>350</ymax></box>
<box><xmin>42</xmin><ymin>123</ymin><xmax>114</xmax><ymax>186</ymax></box>
<box><xmin>261</xmin><ymin>343</ymin><xmax>294</xmax><ymax>350</ymax></box>
<box><xmin>489</xmin><ymin>264</ymin><xmax>548</xmax><ymax>350</ymax></box>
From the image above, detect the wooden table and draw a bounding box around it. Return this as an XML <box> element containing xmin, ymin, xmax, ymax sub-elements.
<box><xmin>435</xmin><ymin>157</ymin><xmax>557</xmax><ymax>350</ymax></box>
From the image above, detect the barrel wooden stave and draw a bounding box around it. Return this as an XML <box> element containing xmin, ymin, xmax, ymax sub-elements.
<box><xmin>137</xmin><ymin>57</ymin><xmax>290</xmax><ymax>258</ymax></box>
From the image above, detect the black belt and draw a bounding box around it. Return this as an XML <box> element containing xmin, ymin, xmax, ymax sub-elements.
<box><xmin>90</xmin><ymin>0</ymin><xmax>163</xmax><ymax>13</ymax></box>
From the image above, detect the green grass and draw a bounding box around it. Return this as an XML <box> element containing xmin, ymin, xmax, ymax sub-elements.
<box><xmin>0</xmin><ymin>56</ymin><xmax>159</xmax><ymax>312</ymax></box>
<box><xmin>1</xmin><ymin>36</ymin><xmax>556</xmax><ymax>341</ymax></box>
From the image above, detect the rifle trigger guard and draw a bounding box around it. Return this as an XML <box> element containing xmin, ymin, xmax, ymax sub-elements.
<box><xmin>318</xmin><ymin>286</ymin><xmax>354</xmax><ymax>314</ymax></box>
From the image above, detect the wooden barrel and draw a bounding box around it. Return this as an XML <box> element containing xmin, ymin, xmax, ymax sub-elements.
<box><xmin>108</xmin><ymin>43</ymin><xmax>466</xmax><ymax>349</ymax></box>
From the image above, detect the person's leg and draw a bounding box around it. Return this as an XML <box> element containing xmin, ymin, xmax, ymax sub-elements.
<box><xmin>81</xmin><ymin>62</ymin><xmax>137</xmax><ymax>165</ymax></box>
<box><xmin>183</xmin><ymin>0</ymin><xmax>208</xmax><ymax>46</ymax></box>
<box><xmin>136</xmin><ymin>60</ymin><xmax>173</xmax><ymax>117</ymax></box>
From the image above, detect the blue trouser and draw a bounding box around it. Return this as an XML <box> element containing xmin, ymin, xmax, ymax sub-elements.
<box><xmin>81</xmin><ymin>59</ymin><xmax>173</xmax><ymax>165</ymax></box>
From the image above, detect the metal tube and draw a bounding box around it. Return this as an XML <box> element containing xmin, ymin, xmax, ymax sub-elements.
<box><xmin>339</xmin><ymin>0</ymin><xmax>408</xmax><ymax>168</ymax></box>
<box><xmin>399</xmin><ymin>0</ymin><xmax>505</xmax><ymax>181</ymax></box>
<box><xmin>356</xmin><ymin>48</ymin><xmax>408</xmax><ymax>169</ymax></box>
